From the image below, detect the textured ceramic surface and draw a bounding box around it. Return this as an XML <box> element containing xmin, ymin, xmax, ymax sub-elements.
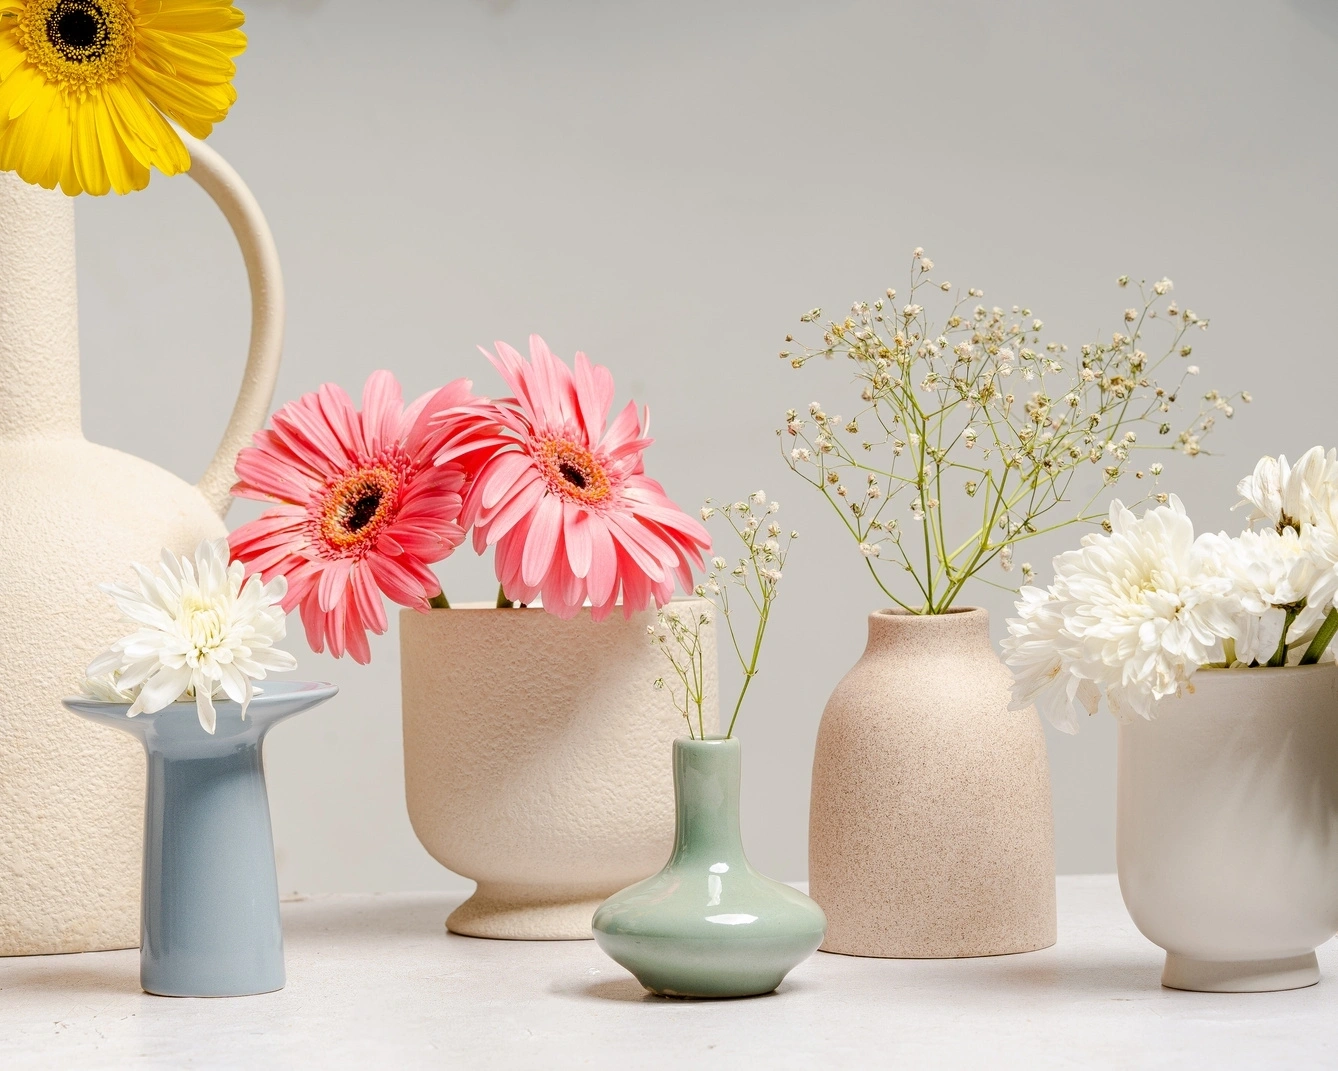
<box><xmin>0</xmin><ymin>140</ymin><xmax>283</xmax><ymax>956</ymax></box>
<box><xmin>63</xmin><ymin>682</ymin><xmax>335</xmax><ymax>997</ymax></box>
<box><xmin>401</xmin><ymin>601</ymin><xmax>718</xmax><ymax>940</ymax></box>
<box><xmin>593</xmin><ymin>737</ymin><xmax>826</xmax><ymax>998</ymax></box>
<box><xmin>1117</xmin><ymin>664</ymin><xmax>1338</xmax><ymax>992</ymax></box>
<box><xmin>809</xmin><ymin>607</ymin><xmax>1056</xmax><ymax>958</ymax></box>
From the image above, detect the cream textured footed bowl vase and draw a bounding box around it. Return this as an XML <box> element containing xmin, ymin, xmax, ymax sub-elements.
<box><xmin>0</xmin><ymin>142</ymin><xmax>283</xmax><ymax>956</ymax></box>
<box><xmin>809</xmin><ymin>607</ymin><xmax>1056</xmax><ymax>958</ymax></box>
<box><xmin>1117</xmin><ymin>664</ymin><xmax>1338</xmax><ymax>993</ymax></box>
<box><xmin>401</xmin><ymin>601</ymin><xmax>718</xmax><ymax>940</ymax></box>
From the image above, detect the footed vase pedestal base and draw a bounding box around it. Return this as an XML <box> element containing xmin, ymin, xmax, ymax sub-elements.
<box><xmin>1161</xmin><ymin>952</ymin><xmax>1320</xmax><ymax>993</ymax></box>
<box><xmin>447</xmin><ymin>885</ymin><xmax>606</xmax><ymax>941</ymax></box>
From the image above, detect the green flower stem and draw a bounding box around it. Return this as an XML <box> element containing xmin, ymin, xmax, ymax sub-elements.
<box><xmin>496</xmin><ymin>584</ymin><xmax>515</xmax><ymax>609</ymax></box>
<box><xmin>428</xmin><ymin>591</ymin><xmax>450</xmax><ymax>610</ymax></box>
<box><xmin>1300</xmin><ymin>608</ymin><xmax>1338</xmax><ymax>666</ymax></box>
<box><xmin>1266</xmin><ymin>608</ymin><xmax>1299</xmax><ymax>667</ymax></box>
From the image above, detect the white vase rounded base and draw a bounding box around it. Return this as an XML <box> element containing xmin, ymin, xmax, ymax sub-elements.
<box><xmin>1161</xmin><ymin>951</ymin><xmax>1320</xmax><ymax>993</ymax></box>
<box><xmin>446</xmin><ymin>885</ymin><xmax>603</xmax><ymax>941</ymax></box>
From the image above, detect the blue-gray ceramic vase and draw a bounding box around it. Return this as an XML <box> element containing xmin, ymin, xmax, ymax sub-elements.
<box><xmin>592</xmin><ymin>736</ymin><xmax>826</xmax><ymax>998</ymax></box>
<box><xmin>63</xmin><ymin>681</ymin><xmax>336</xmax><ymax>997</ymax></box>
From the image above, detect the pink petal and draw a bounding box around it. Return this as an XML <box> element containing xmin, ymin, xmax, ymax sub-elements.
<box><xmin>481</xmin><ymin>476</ymin><xmax>545</xmax><ymax>546</ymax></box>
<box><xmin>564</xmin><ymin>504</ymin><xmax>593</xmax><ymax>579</ymax></box>
<box><xmin>367</xmin><ymin>552</ymin><xmax>431</xmax><ymax>608</ymax></box>
<box><xmin>317</xmin><ymin>558</ymin><xmax>354</xmax><ymax>613</ymax></box>
<box><xmin>479</xmin><ymin>451</ymin><xmax>535</xmax><ymax>511</ymax></box>
<box><xmin>350</xmin><ymin>563</ymin><xmax>388</xmax><ymax>635</ymax></box>
<box><xmin>586</xmin><ymin>518</ymin><xmax>618</xmax><ymax>605</ymax></box>
<box><xmin>572</xmin><ymin>350</ymin><xmax>614</xmax><ymax>441</ymax></box>
<box><xmin>521</xmin><ymin>493</ymin><xmax>563</xmax><ymax>587</ymax></box>
<box><xmin>361</xmin><ymin>370</ymin><xmax>404</xmax><ymax>457</ymax></box>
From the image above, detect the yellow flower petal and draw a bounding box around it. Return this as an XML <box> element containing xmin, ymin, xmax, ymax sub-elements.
<box><xmin>70</xmin><ymin>94</ymin><xmax>109</xmax><ymax>195</ymax></box>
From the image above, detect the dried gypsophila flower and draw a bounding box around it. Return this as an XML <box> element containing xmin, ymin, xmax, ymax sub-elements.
<box><xmin>651</xmin><ymin>494</ymin><xmax>796</xmax><ymax>740</ymax></box>
<box><xmin>780</xmin><ymin>254</ymin><xmax>1247</xmax><ymax>614</ymax></box>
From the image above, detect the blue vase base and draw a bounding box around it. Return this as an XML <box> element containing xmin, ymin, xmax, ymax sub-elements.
<box><xmin>142</xmin><ymin>963</ymin><xmax>285</xmax><ymax>998</ymax></box>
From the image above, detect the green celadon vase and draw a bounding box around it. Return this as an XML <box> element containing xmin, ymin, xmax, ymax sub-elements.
<box><xmin>592</xmin><ymin>736</ymin><xmax>826</xmax><ymax>998</ymax></box>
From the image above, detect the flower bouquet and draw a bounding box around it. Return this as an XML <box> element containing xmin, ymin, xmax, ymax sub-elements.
<box><xmin>782</xmin><ymin>251</ymin><xmax>1244</xmax><ymax>958</ymax></box>
<box><xmin>1004</xmin><ymin>448</ymin><xmax>1338</xmax><ymax>992</ymax></box>
<box><xmin>225</xmin><ymin>336</ymin><xmax>713</xmax><ymax>939</ymax></box>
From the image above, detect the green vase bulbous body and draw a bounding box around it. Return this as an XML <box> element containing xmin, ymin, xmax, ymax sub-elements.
<box><xmin>592</xmin><ymin>736</ymin><xmax>826</xmax><ymax>998</ymax></box>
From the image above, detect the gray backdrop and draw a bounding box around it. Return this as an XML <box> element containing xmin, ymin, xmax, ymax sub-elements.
<box><xmin>73</xmin><ymin>0</ymin><xmax>1338</xmax><ymax>893</ymax></box>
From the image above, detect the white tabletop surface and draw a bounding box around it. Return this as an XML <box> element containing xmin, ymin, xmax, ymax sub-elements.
<box><xmin>1</xmin><ymin>875</ymin><xmax>1334</xmax><ymax>1070</ymax></box>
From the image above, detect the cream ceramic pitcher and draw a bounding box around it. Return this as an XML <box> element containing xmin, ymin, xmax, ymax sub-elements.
<box><xmin>0</xmin><ymin>135</ymin><xmax>282</xmax><ymax>956</ymax></box>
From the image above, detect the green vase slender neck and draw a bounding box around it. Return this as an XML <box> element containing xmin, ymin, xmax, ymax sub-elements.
<box><xmin>669</xmin><ymin>737</ymin><xmax>747</xmax><ymax>866</ymax></box>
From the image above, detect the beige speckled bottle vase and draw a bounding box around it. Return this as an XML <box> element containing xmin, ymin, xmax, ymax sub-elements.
<box><xmin>401</xmin><ymin>601</ymin><xmax>718</xmax><ymax>940</ymax></box>
<box><xmin>809</xmin><ymin>608</ymin><xmax>1056</xmax><ymax>958</ymax></box>
<box><xmin>0</xmin><ymin>142</ymin><xmax>283</xmax><ymax>956</ymax></box>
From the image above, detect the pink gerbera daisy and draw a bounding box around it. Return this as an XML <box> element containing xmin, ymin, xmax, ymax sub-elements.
<box><xmin>434</xmin><ymin>336</ymin><xmax>710</xmax><ymax>620</ymax></box>
<box><xmin>229</xmin><ymin>371</ymin><xmax>483</xmax><ymax>663</ymax></box>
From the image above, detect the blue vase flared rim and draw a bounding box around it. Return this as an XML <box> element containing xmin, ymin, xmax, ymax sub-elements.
<box><xmin>61</xmin><ymin>679</ymin><xmax>338</xmax><ymax>720</ymax></box>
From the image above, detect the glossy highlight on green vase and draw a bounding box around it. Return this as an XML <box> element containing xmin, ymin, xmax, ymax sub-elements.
<box><xmin>592</xmin><ymin>737</ymin><xmax>826</xmax><ymax>998</ymax></box>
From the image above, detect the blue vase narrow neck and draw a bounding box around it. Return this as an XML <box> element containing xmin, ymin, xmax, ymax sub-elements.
<box><xmin>670</xmin><ymin>737</ymin><xmax>746</xmax><ymax>865</ymax></box>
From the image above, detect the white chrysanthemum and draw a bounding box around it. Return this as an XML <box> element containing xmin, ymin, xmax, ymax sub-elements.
<box><xmin>1235</xmin><ymin>446</ymin><xmax>1338</xmax><ymax>533</ymax></box>
<box><xmin>1002</xmin><ymin>497</ymin><xmax>1238</xmax><ymax>728</ymax></box>
<box><xmin>1200</xmin><ymin>526</ymin><xmax>1338</xmax><ymax>665</ymax></box>
<box><xmin>1056</xmin><ymin>498</ymin><xmax>1237</xmax><ymax>719</ymax></box>
<box><xmin>1001</xmin><ymin>585</ymin><xmax>1100</xmax><ymax>734</ymax></box>
<box><xmin>87</xmin><ymin>539</ymin><xmax>297</xmax><ymax>734</ymax></box>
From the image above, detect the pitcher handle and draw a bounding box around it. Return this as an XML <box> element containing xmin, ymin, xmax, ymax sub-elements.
<box><xmin>181</xmin><ymin>133</ymin><xmax>285</xmax><ymax>518</ymax></box>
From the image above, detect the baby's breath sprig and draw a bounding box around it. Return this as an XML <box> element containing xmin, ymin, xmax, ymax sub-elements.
<box><xmin>778</xmin><ymin>249</ymin><xmax>1248</xmax><ymax>614</ymax></box>
<box><xmin>650</xmin><ymin>492</ymin><xmax>794</xmax><ymax>739</ymax></box>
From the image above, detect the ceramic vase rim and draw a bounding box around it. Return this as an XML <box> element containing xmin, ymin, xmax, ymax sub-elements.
<box><xmin>674</xmin><ymin>734</ymin><xmax>739</xmax><ymax>748</ymax></box>
<box><xmin>62</xmin><ymin>679</ymin><xmax>337</xmax><ymax>720</ymax></box>
<box><xmin>407</xmin><ymin>595</ymin><xmax>711</xmax><ymax>616</ymax></box>
<box><xmin>872</xmin><ymin>605</ymin><xmax>985</xmax><ymax>619</ymax></box>
<box><xmin>1151</xmin><ymin>661</ymin><xmax>1338</xmax><ymax>702</ymax></box>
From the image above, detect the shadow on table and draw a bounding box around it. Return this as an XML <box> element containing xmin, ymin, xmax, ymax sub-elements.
<box><xmin>550</xmin><ymin>974</ymin><xmax>810</xmax><ymax>1004</ymax></box>
<box><xmin>0</xmin><ymin>955</ymin><xmax>139</xmax><ymax>996</ymax></box>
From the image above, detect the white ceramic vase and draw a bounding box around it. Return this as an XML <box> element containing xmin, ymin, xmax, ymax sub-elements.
<box><xmin>400</xmin><ymin>601</ymin><xmax>718</xmax><ymax>940</ymax></box>
<box><xmin>1117</xmin><ymin>664</ymin><xmax>1338</xmax><ymax>992</ymax></box>
<box><xmin>809</xmin><ymin>608</ymin><xmax>1057</xmax><ymax>958</ymax></box>
<box><xmin>0</xmin><ymin>142</ymin><xmax>282</xmax><ymax>955</ymax></box>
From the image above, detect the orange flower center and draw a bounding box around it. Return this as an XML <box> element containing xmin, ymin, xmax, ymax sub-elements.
<box><xmin>537</xmin><ymin>438</ymin><xmax>611</xmax><ymax>506</ymax></box>
<box><xmin>317</xmin><ymin>464</ymin><xmax>400</xmax><ymax>554</ymax></box>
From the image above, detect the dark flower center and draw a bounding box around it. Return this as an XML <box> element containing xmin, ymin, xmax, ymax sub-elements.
<box><xmin>559</xmin><ymin>462</ymin><xmax>588</xmax><ymax>490</ymax></box>
<box><xmin>344</xmin><ymin>491</ymin><xmax>383</xmax><ymax>532</ymax></box>
<box><xmin>537</xmin><ymin>437</ymin><xmax>612</xmax><ymax>506</ymax></box>
<box><xmin>316</xmin><ymin>463</ymin><xmax>402</xmax><ymax>555</ymax></box>
<box><xmin>46</xmin><ymin>0</ymin><xmax>109</xmax><ymax>62</ymax></box>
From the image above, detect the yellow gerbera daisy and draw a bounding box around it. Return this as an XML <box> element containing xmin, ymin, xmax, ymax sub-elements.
<box><xmin>0</xmin><ymin>0</ymin><xmax>245</xmax><ymax>196</ymax></box>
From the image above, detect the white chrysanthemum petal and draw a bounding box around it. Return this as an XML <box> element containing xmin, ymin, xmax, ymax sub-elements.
<box><xmin>195</xmin><ymin>684</ymin><xmax>217</xmax><ymax>735</ymax></box>
<box><xmin>131</xmin><ymin>665</ymin><xmax>193</xmax><ymax>717</ymax></box>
